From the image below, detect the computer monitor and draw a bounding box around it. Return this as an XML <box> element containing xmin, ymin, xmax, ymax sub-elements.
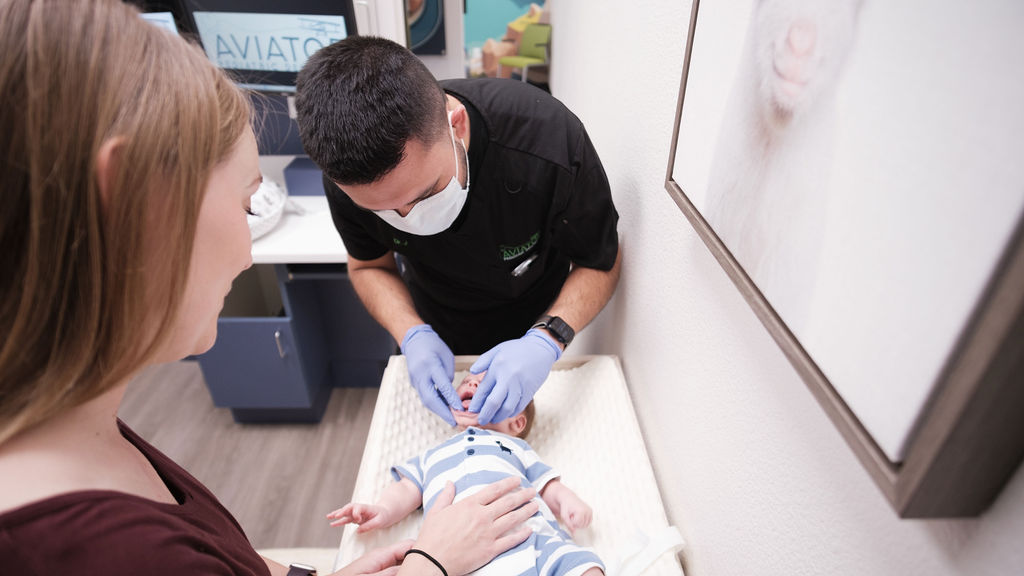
<box><xmin>139</xmin><ymin>11</ymin><xmax>180</xmax><ymax>35</ymax></box>
<box><xmin>177</xmin><ymin>0</ymin><xmax>357</xmax><ymax>93</ymax></box>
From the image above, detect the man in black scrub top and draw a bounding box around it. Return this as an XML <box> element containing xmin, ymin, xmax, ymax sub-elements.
<box><xmin>295</xmin><ymin>37</ymin><xmax>620</xmax><ymax>427</ymax></box>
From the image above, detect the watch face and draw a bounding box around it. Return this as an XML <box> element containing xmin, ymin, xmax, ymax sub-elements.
<box><xmin>552</xmin><ymin>318</ymin><xmax>572</xmax><ymax>342</ymax></box>
<box><xmin>538</xmin><ymin>315</ymin><xmax>573</xmax><ymax>345</ymax></box>
<box><xmin>287</xmin><ymin>563</ymin><xmax>317</xmax><ymax>576</ymax></box>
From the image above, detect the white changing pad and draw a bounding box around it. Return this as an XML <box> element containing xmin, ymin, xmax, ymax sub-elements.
<box><xmin>335</xmin><ymin>355</ymin><xmax>684</xmax><ymax>576</ymax></box>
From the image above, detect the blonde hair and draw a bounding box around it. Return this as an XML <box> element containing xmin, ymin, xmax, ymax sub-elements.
<box><xmin>0</xmin><ymin>0</ymin><xmax>252</xmax><ymax>444</ymax></box>
<box><xmin>518</xmin><ymin>400</ymin><xmax>536</xmax><ymax>439</ymax></box>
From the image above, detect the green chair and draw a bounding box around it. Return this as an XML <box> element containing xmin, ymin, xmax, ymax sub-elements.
<box><xmin>498</xmin><ymin>23</ymin><xmax>551</xmax><ymax>83</ymax></box>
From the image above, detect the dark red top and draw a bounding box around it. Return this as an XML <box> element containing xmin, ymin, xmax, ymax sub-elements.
<box><xmin>0</xmin><ymin>420</ymin><xmax>270</xmax><ymax>575</ymax></box>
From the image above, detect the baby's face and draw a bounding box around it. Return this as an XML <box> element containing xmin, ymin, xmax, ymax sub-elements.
<box><xmin>451</xmin><ymin>372</ymin><xmax>520</xmax><ymax>436</ymax></box>
<box><xmin>455</xmin><ymin>372</ymin><xmax>482</xmax><ymax>410</ymax></box>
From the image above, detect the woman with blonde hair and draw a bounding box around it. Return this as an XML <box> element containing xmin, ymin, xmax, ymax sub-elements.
<box><xmin>0</xmin><ymin>1</ymin><xmax>536</xmax><ymax>574</ymax></box>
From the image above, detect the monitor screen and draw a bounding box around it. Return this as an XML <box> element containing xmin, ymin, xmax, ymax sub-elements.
<box><xmin>178</xmin><ymin>0</ymin><xmax>357</xmax><ymax>92</ymax></box>
<box><xmin>140</xmin><ymin>11</ymin><xmax>180</xmax><ymax>35</ymax></box>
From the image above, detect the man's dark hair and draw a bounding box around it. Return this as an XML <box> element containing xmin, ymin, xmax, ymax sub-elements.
<box><xmin>295</xmin><ymin>36</ymin><xmax>448</xmax><ymax>185</ymax></box>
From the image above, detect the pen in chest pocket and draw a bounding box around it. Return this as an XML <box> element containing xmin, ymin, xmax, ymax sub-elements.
<box><xmin>511</xmin><ymin>254</ymin><xmax>538</xmax><ymax>277</ymax></box>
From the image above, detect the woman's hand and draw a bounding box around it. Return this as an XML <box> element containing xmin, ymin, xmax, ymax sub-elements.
<box><xmin>408</xmin><ymin>476</ymin><xmax>538</xmax><ymax>576</ymax></box>
<box><xmin>333</xmin><ymin>539</ymin><xmax>414</xmax><ymax>576</ymax></box>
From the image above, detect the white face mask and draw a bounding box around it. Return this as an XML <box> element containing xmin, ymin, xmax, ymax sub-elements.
<box><xmin>374</xmin><ymin>116</ymin><xmax>470</xmax><ymax>236</ymax></box>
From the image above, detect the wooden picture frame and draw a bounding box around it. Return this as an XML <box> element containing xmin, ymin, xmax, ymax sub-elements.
<box><xmin>665</xmin><ymin>0</ymin><xmax>1024</xmax><ymax>517</ymax></box>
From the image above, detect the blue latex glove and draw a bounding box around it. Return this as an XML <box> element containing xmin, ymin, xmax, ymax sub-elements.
<box><xmin>468</xmin><ymin>328</ymin><xmax>562</xmax><ymax>425</ymax></box>
<box><xmin>401</xmin><ymin>324</ymin><xmax>460</xmax><ymax>426</ymax></box>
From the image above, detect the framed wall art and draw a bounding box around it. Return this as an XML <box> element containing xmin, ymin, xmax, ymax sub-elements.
<box><xmin>665</xmin><ymin>0</ymin><xmax>1024</xmax><ymax>517</ymax></box>
<box><xmin>406</xmin><ymin>0</ymin><xmax>446</xmax><ymax>55</ymax></box>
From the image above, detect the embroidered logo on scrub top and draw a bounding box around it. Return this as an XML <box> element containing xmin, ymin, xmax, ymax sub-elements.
<box><xmin>499</xmin><ymin>231</ymin><xmax>540</xmax><ymax>261</ymax></box>
<box><xmin>393</xmin><ymin>237</ymin><xmax>408</xmax><ymax>248</ymax></box>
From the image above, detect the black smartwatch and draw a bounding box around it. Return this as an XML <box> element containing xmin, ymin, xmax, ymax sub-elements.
<box><xmin>531</xmin><ymin>315</ymin><xmax>575</xmax><ymax>347</ymax></box>
<box><xmin>286</xmin><ymin>563</ymin><xmax>317</xmax><ymax>576</ymax></box>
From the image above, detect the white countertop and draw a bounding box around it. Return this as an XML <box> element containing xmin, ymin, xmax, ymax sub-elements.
<box><xmin>251</xmin><ymin>196</ymin><xmax>348</xmax><ymax>264</ymax></box>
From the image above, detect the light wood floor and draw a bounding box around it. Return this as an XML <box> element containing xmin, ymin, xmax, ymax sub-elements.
<box><xmin>119</xmin><ymin>360</ymin><xmax>377</xmax><ymax>549</ymax></box>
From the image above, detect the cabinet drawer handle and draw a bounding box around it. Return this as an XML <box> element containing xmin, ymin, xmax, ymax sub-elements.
<box><xmin>274</xmin><ymin>329</ymin><xmax>286</xmax><ymax>358</ymax></box>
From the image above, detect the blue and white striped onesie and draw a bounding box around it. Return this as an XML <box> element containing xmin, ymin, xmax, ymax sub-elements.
<box><xmin>391</xmin><ymin>427</ymin><xmax>604</xmax><ymax>576</ymax></box>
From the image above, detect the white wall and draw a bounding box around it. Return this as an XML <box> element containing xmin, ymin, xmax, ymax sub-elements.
<box><xmin>553</xmin><ymin>1</ymin><xmax>1024</xmax><ymax>575</ymax></box>
<box><xmin>352</xmin><ymin>0</ymin><xmax>407</xmax><ymax>45</ymax></box>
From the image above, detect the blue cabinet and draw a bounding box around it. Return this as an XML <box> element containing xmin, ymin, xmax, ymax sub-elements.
<box><xmin>197</xmin><ymin>263</ymin><xmax>394</xmax><ymax>423</ymax></box>
<box><xmin>201</xmin><ymin>318</ymin><xmax>312</xmax><ymax>408</ymax></box>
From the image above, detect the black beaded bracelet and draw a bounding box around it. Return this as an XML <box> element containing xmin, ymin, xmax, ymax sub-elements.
<box><xmin>404</xmin><ymin>548</ymin><xmax>448</xmax><ymax>576</ymax></box>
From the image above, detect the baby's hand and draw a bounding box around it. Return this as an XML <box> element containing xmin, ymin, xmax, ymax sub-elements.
<box><xmin>559</xmin><ymin>495</ymin><xmax>593</xmax><ymax>536</ymax></box>
<box><xmin>326</xmin><ymin>502</ymin><xmax>392</xmax><ymax>533</ymax></box>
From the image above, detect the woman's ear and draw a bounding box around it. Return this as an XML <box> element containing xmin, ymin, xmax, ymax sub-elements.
<box><xmin>95</xmin><ymin>137</ymin><xmax>125</xmax><ymax>209</ymax></box>
<box><xmin>510</xmin><ymin>413</ymin><xmax>527</xmax><ymax>437</ymax></box>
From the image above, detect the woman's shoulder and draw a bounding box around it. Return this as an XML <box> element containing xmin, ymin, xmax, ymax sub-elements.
<box><xmin>0</xmin><ymin>420</ymin><xmax>180</xmax><ymax>514</ymax></box>
<box><xmin>0</xmin><ymin>488</ymin><xmax>179</xmax><ymax>530</ymax></box>
<box><xmin>0</xmin><ymin>479</ymin><xmax>266</xmax><ymax>574</ymax></box>
<box><xmin>1</xmin><ymin>492</ymin><xmax>189</xmax><ymax>568</ymax></box>
<box><xmin>0</xmin><ymin>441</ymin><xmax>107</xmax><ymax>515</ymax></box>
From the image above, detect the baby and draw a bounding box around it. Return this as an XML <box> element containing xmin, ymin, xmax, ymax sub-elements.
<box><xmin>328</xmin><ymin>372</ymin><xmax>604</xmax><ymax>576</ymax></box>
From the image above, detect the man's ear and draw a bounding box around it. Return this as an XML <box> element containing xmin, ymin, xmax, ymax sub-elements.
<box><xmin>445</xmin><ymin>98</ymin><xmax>469</xmax><ymax>140</ymax></box>
<box><xmin>510</xmin><ymin>413</ymin><xmax>527</xmax><ymax>437</ymax></box>
<box><xmin>95</xmin><ymin>137</ymin><xmax>125</xmax><ymax>209</ymax></box>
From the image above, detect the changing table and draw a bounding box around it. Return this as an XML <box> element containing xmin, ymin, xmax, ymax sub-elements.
<box><xmin>335</xmin><ymin>355</ymin><xmax>685</xmax><ymax>576</ymax></box>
